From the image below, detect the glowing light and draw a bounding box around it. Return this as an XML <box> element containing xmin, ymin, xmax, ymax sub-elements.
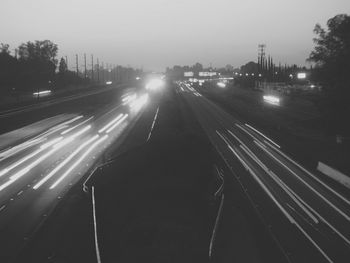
<box><xmin>145</xmin><ymin>79</ymin><xmax>164</xmax><ymax>91</ymax></box>
<box><xmin>184</xmin><ymin>72</ymin><xmax>194</xmax><ymax>77</ymax></box>
<box><xmin>53</xmin><ymin>125</ymin><xmax>91</xmax><ymax>149</ymax></box>
<box><xmin>0</xmin><ymin>138</ymin><xmax>45</xmax><ymax>161</ymax></box>
<box><xmin>106</xmin><ymin>114</ymin><xmax>128</xmax><ymax>134</ymax></box>
<box><xmin>49</xmin><ymin>135</ymin><xmax>109</xmax><ymax>189</ymax></box>
<box><xmin>61</xmin><ymin>117</ymin><xmax>93</xmax><ymax>135</ymax></box>
<box><xmin>122</xmin><ymin>93</ymin><xmax>137</xmax><ymax>105</ymax></box>
<box><xmin>297</xmin><ymin>73</ymin><xmax>306</xmax><ymax>79</ymax></box>
<box><xmin>217</xmin><ymin>82</ymin><xmax>226</xmax><ymax>88</ymax></box>
<box><xmin>33</xmin><ymin>135</ymin><xmax>99</xmax><ymax>189</ymax></box>
<box><xmin>0</xmin><ymin>137</ymin><xmax>63</xmax><ymax>178</ymax></box>
<box><xmin>98</xmin><ymin>114</ymin><xmax>124</xmax><ymax>133</ymax></box>
<box><xmin>33</xmin><ymin>90</ymin><xmax>51</xmax><ymax>96</ymax></box>
<box><xmin>106</xmin><ymin>81</ymin><xmax>112</xmax><ymax>85</ymax></box>
<box><xmin>129</xmin><ymin>94</ymin><xmax>149</xmax><ymax>112</ymax></box>
<box><xmin>263</xmin><ymin>95</ymin><xmax>280</xmax><ymax>106</ymax></box>
<box><xmin>136</xmin><ymin>76</ymin><xmax>140</xmax><ymax>80</ymax></box>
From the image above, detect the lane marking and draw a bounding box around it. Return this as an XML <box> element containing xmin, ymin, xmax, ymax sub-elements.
<box><xmin>0</xmin><ymin>205</ymin><xmax>6</xmax><ymax>212</ymax></box>
<box><xmin>92</xmin><ymin>186</ymin><xmax>102</xmax><ymax>263</ymax></box>
<box><xmin>147</xmin><ymin>107</ymin><xmax>159</xmax><ymax>141</ymax></box>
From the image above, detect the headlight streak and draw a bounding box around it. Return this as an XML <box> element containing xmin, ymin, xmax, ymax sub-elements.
<box><xmin>33</xmin><ymin>135</ymin><xmax>99</xmax><ymax>190</ymax></box>
<box><xmin>49</xmin><ymin>135</ymin><xmax>108</xmax><ymax>189</ymax></box>
<box><xmin>122</xmin><ymin>93</ymin><xmax>137</xmax><ymax>105</ymax></box>
<box><xmin>61</xmin><ymin>116</ymin><xmax>94</xmax><ymax>135</ymax></box>
<box><xmin>145</xmin><ymin>79</ymin><xmax>164</xmax><ymax>91</ymax></box>
<box><xmin>263</xmin><ymin>95</ymin><xmax>280</xmax><ymax>106</ymax></box>
<box><xmin>216</xmin><ymin>130</ymin><xmax>333</xmax><ymax>263</ymax></box>
<box><xmin>245</xmin><ymin>123</ymin><xmax>280</xmax><ymax>148</ymax></box>
<box><xmin>0</xmin><ymin>139</ymin><xmax>67</xmax><ymax>191</ymax></box>
<box><xmin>0</xmin><ymin>137</ymin><xmax>46</xmax><ymax>161</ymax></box>
<box><xmin>106</xmin><ymin>114</ymin><xmax>128</xmax><ymax>134</ymax></box>
<box><xmin>0</xmin><ymin>126</ymin><xmax>90</xmax><ymax>188</ymax></box>
<box><xmin>0</xmin><ymin>137</ymin><xmax>63</xmax><ymax>178</ymax></box>
<box><xmin>53</xmin><ymin>125</ymin><xmax>91</xmax><ymax>149</ymax></box>
<box><xmin>98</xmin><ymin>114</ymin><xmax>124</xmax><ymax>133</ymax></box>
<box><xmin>129</xmin><ymin>94</ymin><xmax>148</xmax><ymax>112</ymax></box>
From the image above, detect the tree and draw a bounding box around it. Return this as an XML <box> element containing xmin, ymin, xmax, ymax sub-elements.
<box><xmin>17</xmin><ymin>40</ymin><xmax>58</xmax><ymax>88</ymax></box>
<box><xmin>58</xmin><ymin>57</ymin><xmax>68</xmax><ymax>74</ymax></box>
<box><xmin>0</xmin><ymin>43</ymin><xmax>10</xmax><ymax>54</ymax></box>
<box><xmin>308</xmin><ymin>14</ymin><xmax>350</xmax><ymax>135</ymax></box>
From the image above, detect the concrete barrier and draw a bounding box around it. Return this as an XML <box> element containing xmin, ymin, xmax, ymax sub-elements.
<box><xmin>317</xmin><ymin>162</ymin><xmax>350</xmax><ymax>189</ymax></box>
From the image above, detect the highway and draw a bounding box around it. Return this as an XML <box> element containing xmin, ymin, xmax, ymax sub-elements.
<box><xmin>176</xmin><ymin>81</ymin><xmax>350</xmax><ymax>263</ymax></box>
<box><xmin>0</xmin><ymin>86</ymin><xmax>151</xmax><ymax>262</ymax></box>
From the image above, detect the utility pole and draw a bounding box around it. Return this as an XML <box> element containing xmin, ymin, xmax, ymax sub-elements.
<box><xmin>76</xmin><ymin>54</ymin><xmax>79</xmax><ymax>76</ymax></box>
<box><xmin>65</xmin><ymin>56</ymin><xmax>68</xmax><ymax>70</ymax></box>
<box><xmin>91</xmin><ymin>54</ymin><xmax>94</xmax><ymax>81</ymax></box>
<box><xmin>102</xmin><ymin>62</ymin><xmax>104</xmax><ymax>83</ymax></box>
<box><xmin>258</xmin><ymin>44</ymin><xmax>266</xmax><ymax>73</ymax></box>
<box><xmin>97</xmin><ymin>58</ymin><xmax>100</xmax><ymax>83</ymax></box>
<box><xmin>84</xmin><ymin>53</ymin><xmax>87</xmax><ymax>79</ymax></box>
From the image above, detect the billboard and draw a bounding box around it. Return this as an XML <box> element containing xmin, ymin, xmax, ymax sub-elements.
<box><xmin>199</xmin><ymin>72</ymin><xmax>217</xmax><ymax>77</ymax></box>
<box><xmin>184</xmin><ymin>71</ymin><xmax>194</xmax><ymax>77</ymax></box>
<box><xmin>297</xmin><ymin>72</ymin><xmax>306</xmax><ymax>79</ymax></box>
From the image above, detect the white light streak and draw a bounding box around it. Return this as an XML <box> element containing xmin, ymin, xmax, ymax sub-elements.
<box><xmin>61</xmin><ymin>117</ymin><xmax>94</xmax><ymax>135</ymax></box>
<box><xmin>106</xmin><ymin>114</ymin><xmax>128</xmax><ymax>134</ymax></box>
<box><xmin>98</xmin><ymin>114</ymin><xmax>124</xmax><ymax>133</ymax></box>
<box><xmin>33</xmin><ymin>135</ymin><xmax>99</xmax><ymax>189</ymax></box>
<box><xmin>49</xmin><ymin>135</ymin><xmax>108</xmax><ymax>189</ymax></box>
<box><xmin>0</xmin><ymin>137</ymin><xmax>63</xmax><ymax>178</ymax></box>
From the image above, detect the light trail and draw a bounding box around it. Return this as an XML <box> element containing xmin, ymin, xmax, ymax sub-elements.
<box><xmin>217</xmin><ymin>130</ymin><xmax>333</xmax><ymax>262</ymax></box>
<box><xmin>49</xmin><ymin>135</ymin><xmax>108</xmax><ymax>189</ymax></box>
<box><xmin>245</xmin><ymin>123</ymin><xmax>280</xmax><ymax>148</ymax></box>
<box><xmin>98</xmin><ymin>114</ymin><xmax>124</xmax><ymax>133</ymax></box>
<box><xmin>254</xmin><ymin>140</ymin><xmax>350</xmax><ymax>221</ymax></box>
<box><xmin>0</xmin><ymin>137</ymin><xmax>46</xmax><ymax>161</ymax></box>
<box><xmin>106</xmin><ymin>114</ymin><xmax>128</xmax><ymax>134</ymax></box>
<box><xmin>266</xmin><ymin>142</ymin><xmax>350</xmax><ymax>206</ymax></box>
<box><xmin>61</xmin><ymin>116</ymin><xmax>94</xmax><ymax>135</ymax></box>
<box><xmin>0</xmin><ymin>137</ymin><xmax>63</xmax><ymax>178</ymax></box>
<box><xmin>0</xmin><ymin>139</ymin><xmax>67</xmax><ymax>191</ymax></box>
<box><xmin>53</xmin><ymin>125</ymin><xmax>91</xmax><ymax>149</ymax></box>
<box><xmin>33</xmin><ymin>135</ymin><xmax>99</xmax><ymax>190</ymax></box>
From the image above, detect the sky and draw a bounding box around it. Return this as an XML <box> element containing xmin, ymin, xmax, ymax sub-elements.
<box><xmin>1</xmin><ymin>0</ymin><xmax>350</xmax><ymax>71</ymax></box>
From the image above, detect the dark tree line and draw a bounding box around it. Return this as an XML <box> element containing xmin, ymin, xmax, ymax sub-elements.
<box><xmin>308</xmin><ymin>14</ymin><xmax>350</xmax><ymax>136</ymax></box>
<box><xmin>0</xmin><ymin>40</ymin><xmax>86</xmax><ymax>93</ymax></box>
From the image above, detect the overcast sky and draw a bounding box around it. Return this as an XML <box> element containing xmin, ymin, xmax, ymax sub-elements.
<box><xmin>1</xmin><ymin>0</ymin><xmax>349</xmax><ymax>71</ymax></box>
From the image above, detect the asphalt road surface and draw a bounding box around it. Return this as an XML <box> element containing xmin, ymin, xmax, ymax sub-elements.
<box><xmin>1</xmin><ymin>81</ymin><xmax>349</xmax><ymax>263</ymax></box>
<box><xmin>176</xmin><ymin>81</ymin><xmax>350</xmax><ymax>263</ymax></box>
<box><xmin>0</xmin><ymin>85</ymin><xmax>151</xmax><ymax>262</ymax></box>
